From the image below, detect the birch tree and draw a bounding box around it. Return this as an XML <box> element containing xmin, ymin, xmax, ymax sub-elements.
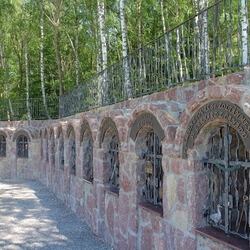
<box><xmin>97</xmin><ymin>0</ymin><xmax>108</xmax><ymax>105</ymax></box>
<box><xmin>120</xmin><ymin>0</ymin><xmax>132</xmax><ymax>99</ymax></box>
<box><xmin>199</xmin><ymin>0</ymin><xmax>209</xmax><ymax>78</ymax></box>
<box><xmin>241</xmin><ymin>0</ymin><xmax>248</xmax><ymax>69</ymax></box>
<box><xmin>39</xmin><ymin>0</ymin><xmax>51</xmax><ymax>119</ymax></box>
<box><xmin>23</xmin><ymin>0</ymin><xmax>31</xmax><ymax>120</ymax></box>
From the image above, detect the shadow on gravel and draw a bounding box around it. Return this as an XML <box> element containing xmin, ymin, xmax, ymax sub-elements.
<box><xmin>0</xmin><ymin>179</ymin><xmax>112</xmax><ymax>250</ymax></box>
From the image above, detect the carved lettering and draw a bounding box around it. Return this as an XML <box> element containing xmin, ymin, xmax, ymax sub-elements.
<box><xmin>182</xmin><ymin>100</ymin><xmax>250</xmax><ymax>159</ymax></box>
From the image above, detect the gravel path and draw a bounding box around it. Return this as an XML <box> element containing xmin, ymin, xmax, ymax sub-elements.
<box><xmin>0</xmin><ymin>179</ymin><xmax>112</xmax><ymax>250</ymax></box>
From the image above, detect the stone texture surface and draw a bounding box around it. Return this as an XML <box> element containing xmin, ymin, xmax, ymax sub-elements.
<box><xmin>0</xmin><ymin>72</ymin><xmax>249</xmax><ymax>250</ymax></box>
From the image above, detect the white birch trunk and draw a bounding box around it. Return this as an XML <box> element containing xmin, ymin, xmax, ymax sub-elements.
<box><xmin>241</xmin><ymin>0</ymin><xmax>250</xmax><ymax>84</ymax></box>
<box><xmin>242</xmin><ymin>0</ymin><xmax>248</xmax><ymax>67</ymax></box>
<box><xmin>97</xmin><ymin>0</ymin><xmax>108</xmax><ymax>105</ymax></box>
<box><xmin>160</xmin><ymin>0</ymin><xmax>171</xmax><ymax>87</ymax></box>
<box><xmin>23</xmin><ymin>0</ymin><xmax>31</xmax><ymax>120</ymax></box>
<box><xmin>192</xmin><ymin>0</ymin><xmax>200</xmax><ymax>78</ymax></box>
<box><xmin>176</xmin><ymin>28</ymin><xmax>183</xmax><ymax>82</ymax></box>
<box><xmin>120</xmin><ymin>0</ymin><xmax>132</xmax><ymax>99</ymax></box>
<box><xmin>199</xmin><ymin>0</ymin><xmax>209</xmax><ymax>78</ymax></box>
<box><xmin>40</xmin><ymin>0</ymin><xmax>50</xmax><ymax>119</ymax></box>
<box><xmin>74</xmin><ymin>0</ymin><xmax>79</xmax><ymax>86</ymax></box>
<box><xmin>137</xmin><ymin>0</ymin><xmax>143</xmax><ymax>93</ymax></box>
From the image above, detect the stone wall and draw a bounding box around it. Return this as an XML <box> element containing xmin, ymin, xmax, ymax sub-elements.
<box><xmin>0</xmin><ymin>72</ymin><xmax>249</xmax><ymax>249</ymax></box>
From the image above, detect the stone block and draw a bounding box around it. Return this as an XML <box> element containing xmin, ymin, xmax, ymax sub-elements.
<box><xmin>172</xmin><ymin>204</ymin><xmax>188</xmax><ymax>230</ymax></box>
<box><xmin>140</xmin><ymin>225</ymin><xmax>153</xmax><ymax>250</ymax></box>
<box><xmin>207</xmin><ymin>85</ymin><xmax>224</xmax><ymax>98</ymax></box>
<box><xmin>120</xmin><ymin>173</ymin><xmax>131</xmax><ymax>193</ymax></box>
<box><xmin>166</xmin><ymin>174</ymin><xmax>177</xmax><ymax>213</ymax></box>
<box><xmin>166</xmin><ymin>88</ymin><xmax>177</xmax><ymax>101</ymax></box>
<box><xmin>170</xmin><ymin>158</ymin><xmax>181</xmax><ymax>175</ymax></box>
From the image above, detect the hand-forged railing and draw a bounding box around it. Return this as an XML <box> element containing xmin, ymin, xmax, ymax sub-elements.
<box><xmin>60</xmin><ymin>0</ymin><xmax>249</xmax><ymax>118</ymax></box>
<box><xmin>0</xmin><ymin>97</ymin><xmax>59</xmax><ymax>121</ymax></box>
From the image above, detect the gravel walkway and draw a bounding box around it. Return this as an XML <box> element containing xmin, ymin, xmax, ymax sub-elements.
<box><xmin>0</xmin><ymin>179</ymin><xmax>113</xmax><ymax>250</ymax></box>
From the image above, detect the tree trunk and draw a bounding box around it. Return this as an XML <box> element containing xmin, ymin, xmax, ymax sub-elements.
<box><xmin>97</xmin><ymin>0</ymin><xmax>108</xmax><ymax>105</ymax></box>
<box><xmin>55</xmin><ymin>25</ymin><xmax>63</xmax><ymax>96</ymax></box>
<box><xmin>199</xmin><ymin>0</ymin><xmax>209</xmax><ymax>78</ymax></box>
<box><xmin>242</xmin><ymin>0</ymin><xmax>248</xmax><ymax>67</ymax></box>
<box><xmin>40</xmin><ymin>0</ymin><xmax>51</xmax><ymax>119</ymax></box>
<box><xmin>120</xmin><ymin>0</ymin><xmax>132</xmax><ymax>99</ymax></box>
<box><xmin>23</xmin><ymin>0</ymin><xmax>31</xmax><ymax>120</ymax></box>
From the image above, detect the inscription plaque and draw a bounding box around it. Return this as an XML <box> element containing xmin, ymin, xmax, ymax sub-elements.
<box><xmin>130</xmin><ymin>112</ymin><xmax>164</xmax><ymax>141</ymax></box>
<box><xmin>182</xmin><ymin>100</ymin><xmax>250</xmax><ymax>159</ymax></box>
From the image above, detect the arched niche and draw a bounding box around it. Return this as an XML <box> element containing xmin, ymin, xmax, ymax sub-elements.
<box><xmin>130</xmin><ymin>112</ymin><xmax>165</xmax><ymax>141</ymax></box>
<box><xmin>99</xmin><ymin>117</ymin><xmax>120</xmax><ymax>190</ymax></box>
<box><xmin>12</xmin><ymin>130</ymin><xmax>31</xmax><ymax>142</ymax></box>
<box><xmin>80</xmin><ymin>121</ymin><xmax>93</xmax><ymax>181</ymax></box>
<box><xmin>130</xmin><ymin>112</ymin><xmax>164</xmax><ymax>211</ymax></box>
<box><xmin>182</xmin><ymin>100</ymin><xmax>250</xmax><ymax>159</ymax></box>
<box><xmin>99</xmin><ymin>117</ymin><xmax>119</xmax><ymax>147</ymax></box>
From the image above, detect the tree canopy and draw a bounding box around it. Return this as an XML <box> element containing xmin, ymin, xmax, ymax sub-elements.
<box><xmin>0</xmin><ymin>0</ymin><xmax>204</xmax><ymax>101</ymax></box>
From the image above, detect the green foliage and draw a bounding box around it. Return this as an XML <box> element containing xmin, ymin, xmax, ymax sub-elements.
<box><xmin>0</xmin><ymin>0</ymin><xmax>238</xmax><ymax>106</ymax></box>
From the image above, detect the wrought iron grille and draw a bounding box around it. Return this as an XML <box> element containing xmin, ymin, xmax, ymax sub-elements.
<box><xmin>17</xmin><ymin>135</ymin><xmax>28</xmax><ymax>158</ymax></box>
<box><xmin>0</xmin><ymin>135</ymin><xmax>6</xmax><ymax>157</ymax></box>
<box><xmin>59</xmin><ymin>135</ymin><xmax>64</xmax><ymax>169</ymax></box>
<box><xmin>85</xmin><ymin>139</ymin><xmax>93</xmax><ymax>181</ymax></box>
<box><xmin>109</xmin><ymin>135</ymin><xmax>119</xmax><ymax>189</ymax></box>
<box><xmin>143</xmin><ymin>131</ymin><xmax>163</xmax><ymax>206</ymax></box>
<box><xmin>0</xmin><ymin>97</ymin><xmax>59</xmax><ymax>121</ymax></box>
<box><xmin>204</xmin><ymin>124</ymin><xmax>250</xmax><ymax>241</ymax></box>
<box><xmin>59</xmin><ymin>0</ymin><xmax>250</xmax><ymax>118</ymax></box>
<box><xmin>69</xmin><ymin>139</ymin><xmax>76</xmax><ymax>175</ymax></box>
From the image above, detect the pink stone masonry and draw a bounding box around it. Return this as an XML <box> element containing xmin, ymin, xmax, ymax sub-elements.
<box><xmin>0</xmin><ymin>72</ymin><xmax>249</xmax><ymax>250</ymax></box>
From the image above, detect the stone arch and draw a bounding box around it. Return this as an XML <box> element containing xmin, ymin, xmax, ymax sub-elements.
<box><xmin>130</xmin><ymin>111</ymin><xmax>164</xmax><ymax>142</ymax></box>
<box><xmin>44</xmin><ymin>129</ymin><xmax>49</xmax><ymax>163</ymax></box>
<box><xmin>66</xmin><ymin>124</ymin><xmax>76</xmax><ymax>175</ymax></box>
<box><xmin>0</xmin><ymin>130</ymin><xmax>8</xmax><ymax>139</ymax></box>
<box><xmin>80</xmin><ymin>121</ymin><xmax>92</xmax><ymax>143</ymax></box>
<box><xmin>39</xmin><ymin>129</ymin><xmax>43</xmax><ymax>160</ymax></box>
<box><xmin>49</xmin><ymin>127</ymin><xmax>55</xmax><ymax>166</ymax></box>
<box><xmin>182</xmin><ymin>100</ymin><xmax>250</xmax><ymax>159</ymax></box>
<box><xmin>0</xmin><ymin>130</ymin><xmax>7</xmax><ymax>157</ymax></box>
<box><xmin>99</xmin><ymin>117</ymin><xmax>120</xmax><ymax>188</ymax></box>
<box><xmin>12</xmin><ymin>129</ymin><xmax>32</xmax><ymax>142</ymax></box>
<box><xmin>80</xmin><ymin>120</ymin><xmax>93</xmax><ymax>181</ymax></box>
<box><xmin>56</xmin><ymin>126</ymin><xmax>64</xmax><ymax>169</ymax></box>
<box><xmin>49</xmin><ymin>127</ymin><xmax>55</xmax><ymax>139</ymax></box>
<box><xmin>99</xmin><ymin>117</ymin><xmax>119</xmax><ymax>148</ymax></box>
<box><xmin>39</xmin><ymin>129</ymin><xmax>43</xmax><ymax>138</ymax></box>
<box><xmin>66</xmin><ymin>124</ymin><xmax>75</xmax><ymax>139</ymax></box>
<box><xmin>129</xmin><ymin>111</ymin><xmax>164</xmax><ymax>210</ymax></box>
<box><xmin>179</xmin><ymin>88</ymin><xmax>250</xmax><ymax>231</ymax></box>
<box><xmin>15</xmin><ymin>132</ymin><xmax>29</xmax><ymax>158</ymax></box>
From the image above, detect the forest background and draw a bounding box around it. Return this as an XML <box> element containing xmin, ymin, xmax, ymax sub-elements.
<box><xmin>0</xmin><ymin>0</ymin><xmax>214</xmax><ymax>104</ymax></box>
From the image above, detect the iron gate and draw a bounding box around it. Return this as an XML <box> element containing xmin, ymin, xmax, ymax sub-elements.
<box><xmin>144</xmin><ymin>131</ymin><xmax>163</xmax><ymax>206</ymax></box>
<box><xmin>204</xmin><ymin>124</ymin><xmax>250</xmax><ymax>241</ymax></box>
<box><xmin>109</xmin><ymin>135</ymin><xmax>119</xmax><ymax>189</ymax></box>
